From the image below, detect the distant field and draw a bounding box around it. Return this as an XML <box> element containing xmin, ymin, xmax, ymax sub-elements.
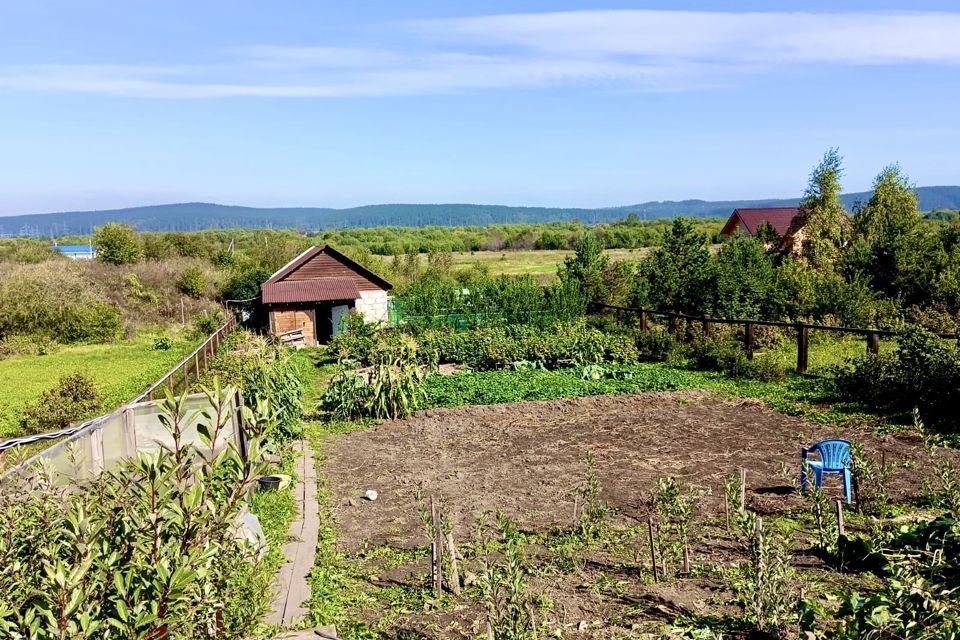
<box><xmin>0</xmin><ymin>334</ymin><xmax>197</xmax><ymax>438</ymax></box>
<box><xmin>390</xmin><ymin>248</ymin><xmax>652</xmax><ymax>280</ymax></box>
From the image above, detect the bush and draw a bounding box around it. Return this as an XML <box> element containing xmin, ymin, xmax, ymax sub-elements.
<box><xmin>0</xmin><ymin>387</ymin><xmax>276</xmax><ymax>639</ymax></box>
<box><xmin>192</xmin><ymin>309</ymin><xmax>225</xmax><ymax>337</ymax></box>
<box><xmin>690</xmin><ymin>334</ymin><xmax>752</xmax><ymax>377</ymax></box>
<box><xmin>834</xmin><ymin>325</ymin><xmax>960</xmax><ymax>428</ymax></box>
<box><xmin>177</xmin><ymin>266</ymin><xmax>208</xmax><ymax>298</ymax></box>
<box><xmin>329</xmin><ymin>312</ymin><xmax>380</xmax><ymax>364</ymax></box>
<box><xmin>635</xmin><ymin>327</ymin><xmax>681</xmax><ymax>362</ymax></box>
<box><xmin>93</xmin><ymin>222</ymin><xmax>143</xmax><ymax>265</ymax></box>
<box><xmin>0</xmin><ymin>334</ymin><xmax>59</xmax><ymax>359</ymax></box>
<box><xmin>18</xmin><ymin>373</ymin><xmax>103</xmax><ymax>434</ymax></box>
<box><xmin>60</xmin><ymin>301</ymin><xmax>123</xmax><ymax>343</ymax></box>
<box><xmin>152</xmin><ymin>336</ymin><xmax>173</xmax><ymax>350</ymax></box>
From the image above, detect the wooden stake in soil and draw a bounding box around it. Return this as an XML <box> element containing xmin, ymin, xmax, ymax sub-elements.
<box><xmin>430</xmin><ymin>497</ymin><xmax>443</xmax><ymax>596</ymax></box>
<box><xmin>682</xmin><ymin>544</ymin><xmax>690</xmax><ymax>575</ymax></box>
<box><xmin>835</xmin><ymin>498</ymin><xmax>845</xmax><ymax>538</ymax></box>
<box><xmin>445</xmin><ymin>530</ymin><xmax>462</xmax><ymax>596</ymax></box>
<box><xmin>647</xmin><ymin>517</ymin><xmax>659</xmax><ymax>583</ymax></box>
<box><xmin>724</xmin><ymin>490</ymin><xmax>731</xmax><ymax>532</ymax></box>
<box><xmin>740</xmin><ymin>468</ymin><xmax>747</xmax><ymax>511</ymax></box>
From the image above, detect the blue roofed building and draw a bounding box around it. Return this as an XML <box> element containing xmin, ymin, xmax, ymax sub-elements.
<box><xmin>50</xmin><ymin>243</ymin><xmax>96</xmax><ymax>260</ymax></box>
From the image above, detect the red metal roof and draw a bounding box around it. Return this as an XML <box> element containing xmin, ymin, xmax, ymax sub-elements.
<box><xmin>721</xmin><ymin>207</ymin><xmax>806</xmax><ymax>237</ymax></box>
<box><xmin>261</xmin><ymin>277</ymin><xmax>361</xmax><ymax>304</ymax></box>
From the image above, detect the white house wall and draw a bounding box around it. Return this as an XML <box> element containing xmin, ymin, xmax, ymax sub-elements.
<box><xmin>354</xmin><ymin>290</ymin><xmax>390</xmax><ymax>324</ymax></box>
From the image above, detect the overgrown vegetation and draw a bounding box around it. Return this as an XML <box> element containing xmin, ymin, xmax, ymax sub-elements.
<box><xmin>0</xmin><ymin>385</ymin><xmax>277</xmax><ymax>639</ymax></box>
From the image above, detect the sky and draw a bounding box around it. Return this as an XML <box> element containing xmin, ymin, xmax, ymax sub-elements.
<box><xmin>1</xmin><ymin>1</ymin><xmax>959</xmax><ymax>215</ymax></box>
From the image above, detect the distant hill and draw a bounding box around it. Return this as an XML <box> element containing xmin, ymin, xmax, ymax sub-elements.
<box><xmin>3</xmin><ymin>186</ymin><xmax>959</xmax><ymax>236</ymax></box>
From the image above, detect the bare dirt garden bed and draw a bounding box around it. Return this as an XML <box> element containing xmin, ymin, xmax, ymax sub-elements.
<box><xmin>317</xmin><ymin>391</ymin><xmax>944</xmax><ymax>638</ymax></box>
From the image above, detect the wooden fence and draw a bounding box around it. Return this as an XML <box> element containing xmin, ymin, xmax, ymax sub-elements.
<box><xmin>589</xmin><ymin>302</ymin><xmax>960</xmax><ymax>374</ymax></box>
<box><xmin>135</xmin><ymin>314</ymin><xmax>237</xmax><ymax>402</ymax></box>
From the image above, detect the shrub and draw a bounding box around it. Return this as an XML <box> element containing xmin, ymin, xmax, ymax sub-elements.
<box><xmin>58</xmin><ymin>301</ymin><xmax>122</xmax><ymax>343</ymax></box>
<box><xmin>192</xmin><ymin>309</ymin><xmax>225</xmax><ymax>337</ymax></box>
<box><xmin>690</xmin><ymin>334</ymin><xmax>751</xmax><ymax>377</ymax></box>
<box><xmin>834</xmin><ymin>325</ymin><xmax>960</xmax><ymax>427</ymax></box>
<box><xmin>329</xmin><ymin>312</ymin><xmax>380</xmax><ymax>364</ymax></box>
<box><xmin>177</xmin><ymin>265</ymin><xmax>208</xmax><ymax>298</ymax></box>
<box><xmin>0</xmin><ymin>334</ymin><xmax>59</xmax><ymax>359</ymax></box>
<box><xmin>18</xmin><ymin>373</ymin><xmax>103</xmax><ymax>434</ymax></box>
<box><xmin>635</xmin><ymin>327</ymin><xmax>681</xmax><ymax>362</ymax></box>
<box><xmin>220</xmin><ymin>266</ymin><xmax>273</xmax><ymax>302</ymax></box>
<box><xmin>0</xmin><ymin>387</ymin><xmax>274</xmax><ymax>639</ymax></box>
<box><xmin>152</xmin><ymin>336</ymin><xmax>173</xmax><ymax>351</ymax></box>
<box><xmin>93</xmin><ymin>221</ymin><xmax>143</xmax><ymax>265</ymax></box>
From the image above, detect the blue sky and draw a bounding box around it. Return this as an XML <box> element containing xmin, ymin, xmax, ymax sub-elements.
<box><xmin>1</xmin><ymin>1</ymin><xmax>959</xmax><ymax>215</ymax></box>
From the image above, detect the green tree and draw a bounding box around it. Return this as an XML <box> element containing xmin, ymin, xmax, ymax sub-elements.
<box><xmin>639</xmin><ymin>217</ymin><xmax>713</xmax><ymax>313</ymax></box>
<box><xmin>711</xmin><ymin>235</ymin><xmax>785</xmax><ymax>318</ymax></box>
<box><xmin>558</xmin><ymin>233</ymin><xmax>609</xmax><ymax>303</ymax></box>
<box><xmin>93</xmin><ymin>222</ymin><xmax>143</xmax><ymax>265</ymax></box>
<box><xmin>848</xmin><ymin>165</ymin><xmax>925</xmax><ymax>299</ymax></box>
<box><xmin>799</xmin><ymin>148</ymin><xmax>848</xmax><ymax>271</ymax></box>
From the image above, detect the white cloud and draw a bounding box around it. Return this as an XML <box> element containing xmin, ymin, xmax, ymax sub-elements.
<box><xmin>0</xmin><ymin>10</ymin><xmax>958</xmax><ymax>98</ymax></box>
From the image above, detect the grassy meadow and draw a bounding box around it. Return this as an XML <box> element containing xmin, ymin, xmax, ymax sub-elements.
<box><xmin>0</xmin><ymin>333</ymin><xmax>197</xmax><ymax>438</ymax></box>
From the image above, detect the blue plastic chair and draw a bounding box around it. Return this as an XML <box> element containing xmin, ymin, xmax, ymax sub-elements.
<box><xmin>801</xmin><ymin>439</ymin><xmax>852</xmax><ymax>503</ymax></box>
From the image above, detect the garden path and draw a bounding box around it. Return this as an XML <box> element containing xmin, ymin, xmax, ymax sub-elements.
<box><xmin>268</xmin><ymin>438</ymin><xmax>319</xmax><ymax>627</ymax></box>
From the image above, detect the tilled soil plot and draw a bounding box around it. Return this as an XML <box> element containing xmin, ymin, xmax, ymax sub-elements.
<box><xmin>320</xmin><ymin>392</ymin><xmax>942</xmax><ymax>637</ymax></box>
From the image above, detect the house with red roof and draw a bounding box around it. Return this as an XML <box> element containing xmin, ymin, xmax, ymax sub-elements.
<box><xmin>720</xmin><ymin>207</ymin><xmax>808</xmax><ymax>253</ymax></box>
<box><xmin>261</xmin><ymin>245</ymin><xmax>392</xmax><ymax>345</ymax></box>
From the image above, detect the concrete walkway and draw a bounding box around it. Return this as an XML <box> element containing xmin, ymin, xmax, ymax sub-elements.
<box><xmin>267</xmin><ymin>439</ymin><xmax>319</xmax><ymax>627</ymax></box>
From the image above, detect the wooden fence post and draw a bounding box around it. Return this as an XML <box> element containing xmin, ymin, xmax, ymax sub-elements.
<box><xmin>796</xmin><ymin>324</ymin><xmax>809</xmax><ymax>373</ymax></box>
<box><xmin>668</xmin><ymin>314</ymin><xmax>677</xmax><ymax>336</ymax></box>
<box><xmin>743</xmin><ymin>322</ymin><xmax>755</xmax><ymax>359</ymax></box>
<box><xmin>639</xmin><ymin>310</ymin><xmax>648</xmax><ymax>333</ymax></box>
<box><xmin>703</xmin><ymin>315</ymin><xmax>713</xmax><ymax>338</ymax></box>
<box><xmin>647</xmin><ymin>517</ymin><xmax>659</xmax><ymax>582</ymax></box>
<box><xmin>867</xmin><ymin>332</ymin><xmax>880</xmax><ymax>355</ymax></box>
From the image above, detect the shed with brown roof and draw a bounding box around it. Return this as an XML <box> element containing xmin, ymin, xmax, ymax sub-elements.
<box><xmin>720</xmin><ymin>207</ymin><xmax>809</xmax><ymax>254</ymax></box>
<box><xmin>261</xmin><ymin>245</ymin><xmax>392</xmax><ymax>345</ymax></box>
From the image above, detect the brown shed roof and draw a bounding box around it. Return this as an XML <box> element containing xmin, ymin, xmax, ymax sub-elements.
<box><xmin>261</xmin><ymin>278</ymin><xmax>361</xmax><ymax>304</ymax></box>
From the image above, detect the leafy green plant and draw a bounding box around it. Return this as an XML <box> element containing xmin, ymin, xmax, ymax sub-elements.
<box><xmin>804</xmin><ymin>460</ymin><xmax>839</xmax><ymax>552</ymax></box>
<box><xmin>177</xmin><ymin>265</ymin><xmax>208</xmax><ymax>298</ymax></box>
<box><xmin>0</xmin><ymin>384</ymin><xmax>272</xmax><ymax>640</ymax></box>
<box><xmin>732</xmin><ymin>513</ymin><xmax>797</xmax><ymax>636</ymax></box>
<box><xmin>152</xmin><ymin>336</ymin><xmax>173</xmax><ymax>351</ymax></box>
<box><xmin>653</xmin><ymin>476</ymin><xmax>699</xmax><ymax>575</ymax></box>
<box><xmin>477</xmin><ymin>512</ymin><xmax>537</xmax><ymax>640</ymax></box>
<box><xmin>574</xmin><ymin>451</ymin><xmax>608</xmax><ymax>543</ymax></box>
<box><xmin>18</xmin><ymin>373</ymin><xmax>103</xmax><ymax>434</ymax></box>
<box><xmin>850</xmin><ymin>440</ymin><xmax>896</xmax><ymax>515</ymax></box>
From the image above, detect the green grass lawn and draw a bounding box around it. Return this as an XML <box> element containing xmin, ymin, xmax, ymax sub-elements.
<box><xmin>0</xmin><ymin>334</ymin><xmax>198</xmax><ymax>438</ymax></box>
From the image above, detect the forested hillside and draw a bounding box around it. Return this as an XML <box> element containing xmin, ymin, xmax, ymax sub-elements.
<box><xmin>4</xmin><ymin>185</ymin><xmax>959</xmax><ymax>235</ymax></box>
